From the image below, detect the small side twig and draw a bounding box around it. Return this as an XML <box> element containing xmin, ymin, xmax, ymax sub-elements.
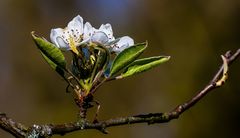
<box><xmin>211</xmin><ymin>49</ymin><xmax>240</xmax><ymax>83</ymax></box>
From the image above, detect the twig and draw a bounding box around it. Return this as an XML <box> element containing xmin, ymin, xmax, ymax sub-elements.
<box><xmin>0</xmin><ymin>113</ymin><xmax>27</xmax><ymax>138</ymax></box>
<box><xmin>1</xmin><ymin>49</ymin><xmax>239</xmax><ymax>138</ymax></box>
<box><xmin>211</xmin><ymin>49</ymin><xmax>240</xmax><ymax>83</ymax></box>
<box><xmin>47</xmin><ymin>50</ymin><xmax>239</xmax><ymax>136</ymax></box>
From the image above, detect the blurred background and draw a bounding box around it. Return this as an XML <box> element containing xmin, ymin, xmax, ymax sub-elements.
<box><xmin>0</xmin><ymin>0</ymin><xmax>240</xmax><ymax>138</ymax></box>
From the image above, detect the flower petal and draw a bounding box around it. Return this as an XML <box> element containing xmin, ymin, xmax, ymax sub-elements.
<box><xmin>112</xmin><ymin>36</ymin><xmax>134</xmax><ymax>53</ymax></box>
<box><xmin>50</xmin><ymin>28</ymin><xmax>64</xmax><ymax>48</ymax></box>
<box><xmin>91</xmin><ymin>31</ymin><xmax>109</xmax><ymax>44</ymax></box>
<box><xmin>67</xmin><ymin>15</ymin><xmax>84</xmax><ymax>34</ymax></box>
<box><xmin>56</xmin><ymin>36</ymin><xmax>70</xmax><ymax>50</ymax></box>
<box><xmin>99</xmin><ymin>23</ymin><xmax>114</xmax><ymax>40</ymax></box>
<box><xmin>83</xmin><ymin>22</ymin><xmax>93</xmax><ymax>41</ymax></box>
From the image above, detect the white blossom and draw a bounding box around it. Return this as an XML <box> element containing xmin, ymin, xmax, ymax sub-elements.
<box><xmin>50</xmin><ymin>15</ymin><xmax>134</xmax><ymax>54</ymax></box>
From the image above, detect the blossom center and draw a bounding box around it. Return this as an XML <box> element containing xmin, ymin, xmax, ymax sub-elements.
<box><xmin>63</xmin><ymin>28</ymin><xmax>84</xmax><ymax>54</ymax></box>
<box><xmin>69</xmin><ymin>36</ymin><xmax>79</xmax><ymax>55</ymax></box>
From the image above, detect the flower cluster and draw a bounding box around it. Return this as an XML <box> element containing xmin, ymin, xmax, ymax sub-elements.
<box><xmin>32</xmin><ymin>14</ymin><xmax>169</xmax><ymax>109</ymax></box>
<box><xmin>50</xmin><ymin>15</ymin><xmax>134</xmax><ymax>54</ymax></box>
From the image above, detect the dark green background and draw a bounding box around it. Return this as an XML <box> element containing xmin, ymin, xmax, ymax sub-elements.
<box><xmin>0</xmin><ymin>0</ymin><xmax>240</xmax><ymax>138</ymax></box>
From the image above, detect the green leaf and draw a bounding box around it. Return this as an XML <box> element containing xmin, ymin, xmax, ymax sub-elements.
<box><xmin>109</xmin><ymin>42</ymin><xmax>147</xmax><ymax>76</ymax></box>
<box><xmin>31</xmin><ymin>32</ymin><xmax>66</xmax><ymax>77</ymax></box>
<box><xmin>31</xmin><ymin>32</ymin><xmax>66</xmax><ymax>69</ymax></box>
<box><xmin>121</xmin><ymin>56</ymin><xmax>170</xmax><ymax>78</ymax></box>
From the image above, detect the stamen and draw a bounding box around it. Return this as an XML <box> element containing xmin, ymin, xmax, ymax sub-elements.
<box><xmin>69</xmin><ymin>36</ymin><xmax>79</xmax><ymax>55</ymax></box>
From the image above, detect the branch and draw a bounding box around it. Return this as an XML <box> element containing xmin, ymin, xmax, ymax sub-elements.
<box><xmin>1</xmin><ymin>49</ymin><xmax>239</xmax><ymax>138</ymax></box>
<box><xmin>0</xmin><ymin>113</ymin><xmax>27</xmax><ymax>137</ymax></box>
<box><xmin>48</xmin><ymin>49</ymin><xmax>239</xmax><ymax>135</ymax></box>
